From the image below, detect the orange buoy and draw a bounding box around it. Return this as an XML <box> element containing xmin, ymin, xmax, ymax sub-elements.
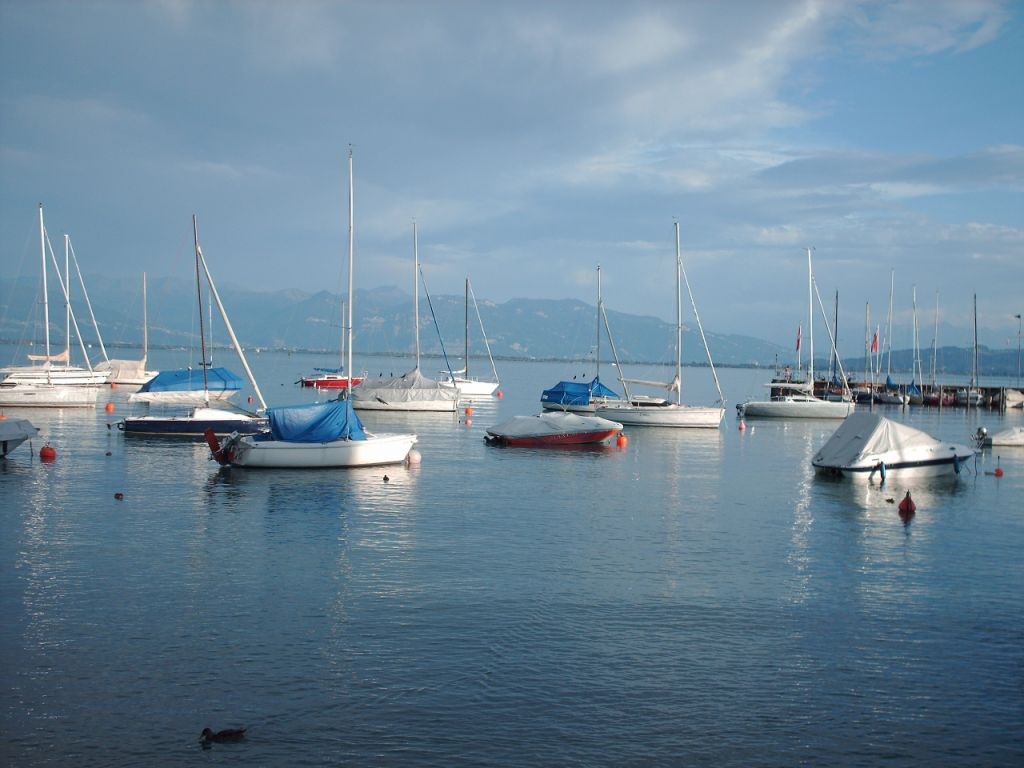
<box><xmin>616</xmin><ymin>433</ymin><xmax>628</xmax><ymax>448</ymax></box>
<box><xmin>465</xmin><ymin>406</ymin><xmax>473</xmax><ymax>416</ymax></box>
<box><xmin>39</xmin><ymin>444</ymin><xmax>57</xmax><ymax>462</ymax></box>
<box><xmin>110</xmin><ymin>381</ymin><xmax>117</xmax><ymax>389</ymax></box>
<box><xmin>994</xmin><ymin>466</ymin><xmax>1004</xmax><ymax>477</ymax></box>
<box><xmin>105</xmin><ymin>402</ymin><xmax>115</xmax><ymax>413</ymax></box>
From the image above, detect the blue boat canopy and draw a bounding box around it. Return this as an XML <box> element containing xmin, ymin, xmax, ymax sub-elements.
<box><xmin>267</xmin><ymin>399</ymin><xmax>366</xmax><ymax>443</ymax></box>
<box><xmin>540</xmin><ymin>376</ymin><xmax>619</xmax><ymax>407</ymax></box>
<box><xmin>135</xmin><ymin>367</ymin><xmax>243</xmax><ymax>394</ymax></box>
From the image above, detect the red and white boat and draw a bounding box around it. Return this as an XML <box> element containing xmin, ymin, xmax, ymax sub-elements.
<box><xmin>298</xmin><ymin>369</ymin><xmax>365</xmax><ymax>390</ymax></box>
<box><xmin>485</xmin><ymin>411</ymin><xmax>623</xmax><ymax>447</ymax></box>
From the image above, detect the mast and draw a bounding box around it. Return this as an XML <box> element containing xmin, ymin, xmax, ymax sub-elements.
<box><xmin>677</xmin><ymin>221</ymin><xmax>724</xmax><ymax>404</ymax></box>
<box><xmin>193</xmin><ymin>215</ymin><xmax>210</xmax><ymax>405</ymax></box>
<box><xmin>464</xmin><ymin>277</ymin><xmax>470</xmax><ymax>379</ymax></box>
<box><xmin>807</xmin><ymin>247</ymin><xmax>814</xmax><ymax>383</ymax></box>
<box><xmin>142</xmin><ymin>273</ymin><xmax>148</xmax><ymax>367</ymax></box>
<box><xmin>863</xmin><ymin>302</ymin><xmax>870</xmax><ymax>391</ymax></box>
<box><xmin>595</xmin><ymin>265</ymin><xmax>602</xmax><ymax>380</ymax></box>
<box><xmin>39</xmin><ymin>205</ymin><xmax>51</xmax><ymax>366</ymax></box>
<box><xmin>930</xmin><ymin>290</ymin><xmax>938</xmax><ymax>387</ymax></box>
<box><xmin>413</xmin><ymin>220</ymin><xmax>420</xmax><ymax>369</ymax></box>
<box><xmin>885</xmin><ymin>269</ymin><xmax>894</xmax><ymax>381</ymax></box>
<box><xmin>64</xmin><ymin>234</ymin><xmax>71</xmax><ymax>368</ymax></box>
<box><xmin>675</xmin><ymin>221</ymin><xmax>683</xmax><ymax>405</ymax></box>
<box><xmin>346</xmin><ymin>147</ymin><xmax>354</xmax><ymax>395</ymax></box>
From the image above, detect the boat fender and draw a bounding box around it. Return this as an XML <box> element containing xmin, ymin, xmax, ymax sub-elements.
<box><xmin>875</xmin><ymin>461</ymin><xmax>886</xmax><ymax>483</ymax></box>
<box><xmin>953</xmin><ymin>454</ymin><xmax>960</xmax><ymax>475</ymax></box>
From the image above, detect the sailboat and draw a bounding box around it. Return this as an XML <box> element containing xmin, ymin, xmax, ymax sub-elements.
<box><xmin>0</xmin><ymin>205</ymin><xmax>106</xmax><ymax>407</ymax></box>
<box><xmin>540</xmin><ymin>268</ymin><xmax>621</xmax><ymax>413</ymax></box>
<box><xmin>351</xmin><ymin>221</ymin><xmax>459</xmax><ymax>412</ymax></box>
<box><xmin>93</xmin><ymin>273</ymin><xmax>159</xmax><ymax>387</ymax></box>
<box><xmin>298</xmin><ymin>301</ymin><xmax>366</xmax><ymax>390</ymax></box>
<box><xmin>439</xmin><ymin>278</ymin><xmax>500</xmax><ymax>396</ymax></box>
<box><xmin>737</xmin><ymin>248</ymin><xmax>854</xmax><ymax>419</ymax></box>
<box><xmin>956</xmin><ymin>294</ymin><xmax>983</xmax><ymax>406</ymax></box>
<box><xmin>874</xmin><ymin>269</ymin><xmax>909</xmax><ymax>405</ymax></box>
<box><xmin>595</xmin><ymin>222</ymin><xmax>725</xmax><ymax>428</ymax></box>
<box><xmin>206</xmin><ymin>148</ymin><xmax>417</xmax><ymax>468</ymax></box>
<box><xmin>129</xmin><ymin>252</ymin><xmax>243</xmax><ymax>405</ymax></box>
<box><xmin>120</xmin><ymin>217</ymin><xmax>268</xmax><ymax>436</ymax></box>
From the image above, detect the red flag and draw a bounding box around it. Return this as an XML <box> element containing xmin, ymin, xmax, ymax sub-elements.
<box><xmin>870</xmin><ymin>332</ymin><xmax>879</xmax><ymax>353</ymax></box>
<box><xmin>796</xmin><ymin>325</ymin><xmax>802</xmax><ymax>352</ymax></box>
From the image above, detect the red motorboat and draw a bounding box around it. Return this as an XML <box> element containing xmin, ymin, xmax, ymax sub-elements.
<box><xmin>485</xmin><ymin>411</ymin><xmax>623</xmax><ymax>447</ymax></box>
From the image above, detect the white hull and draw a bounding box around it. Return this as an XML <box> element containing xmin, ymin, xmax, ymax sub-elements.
<box><xmin>814</xmin><ymin>456</ymin><xmax>970</xmax><ymax>480</ymax></box>
<box><xmin>129</xmin><ymin>388</ymin><xmax>238</xmax><ymax>405</ymax></box>
<box><xmin>983</xmin><ymin>426</ymin><xmax>1024</xmax><ymax>447</ymax></box>
<box><xmin>226</xmin><ymin>432</ymin><xmax>417</xmax><ymax>468</ymax></box>
<box><xmin>1</xmin><ymin>365</ymin><xmax>109</xmax><ymax>386</ymax></box>
<box><xmin>439</xmin><ymin>377</ymin><xmax>499</xmax><ymax>396</ymax></box>
<box><xmin>596</xmin><ymin>401</ymin><xmax>724</xmax><ymax>428</ymax></box>
<box><xmin>1</xmin><ymin>417</ymin><xmax>39</xmax><ymax>456</ymax></box>
<box><xmin>740</xmin><ymin>397</ymin><xmax>853</xmax><ymax>419</ymax></box>
<box><xmin>352</xmin><ymin>397</ymin><xmax>457</xmax><ymax>412</ymax></box>
<box><xmin>0</xmin><ymin>383</ymin><xmax>101</xmax><ymax>408</ymax></box>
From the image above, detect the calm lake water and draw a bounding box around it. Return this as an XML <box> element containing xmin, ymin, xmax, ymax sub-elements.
<box><xmin>2</xmin><ymin>347</ymin><xmax>1023</xmax><ymax>767</ymax></box>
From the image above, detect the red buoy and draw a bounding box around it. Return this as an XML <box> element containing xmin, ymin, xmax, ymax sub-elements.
<box><xmin>616</xmin><ymin>433</ymin><xmax>628</xmax><ymax>448</ymax></box>
<box><xmin>898</xmin><ymin>491</ymin><xmax>916</xmax><ymax>522</ymax></box>
<box><xmin>39</xmin><ymin>444</ymin><xmax>57</xmax><ymax>462</ymax></box>
<box><xmin>105</xmin><ymin>402</ymin><xmax>115</xmax><ymax>413</ymax></box>
<box><xmin>496</xmin><ymin>390</ymin><xmax>503</xmax><ymax>398</ymax></box>
<box><xmin>464</xmin><ymin>406</ymin><xmax>473</xmax><ymax>416</ymax></box>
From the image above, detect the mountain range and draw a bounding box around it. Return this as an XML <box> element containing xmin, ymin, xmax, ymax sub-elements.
<box><xmin>1</xmin><ymin>274</ymin><xmax>1019</xmax><ymax>378</ymax></box>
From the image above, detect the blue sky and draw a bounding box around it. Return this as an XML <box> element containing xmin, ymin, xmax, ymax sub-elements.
<box><xmin>1</xmin><ymin>0</ymin><xmax>1021</xmax><ymax>354</ymax></box>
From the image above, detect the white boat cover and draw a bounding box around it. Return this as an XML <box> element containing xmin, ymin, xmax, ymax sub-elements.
<box><xmin>0</xmin><ymin>417</ymin><xmax>38</xmax><ymax>447</ymax></box>
<box><xmin>984</xmin><ymin>426</ymin><xmax>1024</xmax><ymax>447</ymax></box>
<box><xmin>353</xmin><ymin>367</ymin><xmax>458</xmax><ymax>408</ymax></box>
<box><xmin>813</xmin><ymin>411</ymin><xmax>965</xmax><ymax>469</ymax></box>
<box><xmin>487</xmin><ymin>411</ymin><xmax>622</xmax><ymax>439</ymax></box>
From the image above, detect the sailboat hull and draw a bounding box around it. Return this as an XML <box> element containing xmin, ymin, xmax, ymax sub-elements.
<box><xmin>596</xmin><ymin>401</ymin><xmax>724</xmax><ymax>428</ymax></box>
<box><xmin>223</xmin><ymin>432</ymin><xmax>417</xmax><ymax>468</ymax></box>
<box><xmin>439</xmin><ymin>377</ymin><xmax>499</xmax><ymax>396</ymax></box>
<box><xmin>0</xmin><ymin>383</ymin><xmax>101</xmax><ymax>408</ymax></box>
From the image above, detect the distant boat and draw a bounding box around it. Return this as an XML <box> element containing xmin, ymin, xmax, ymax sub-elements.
<box><xmin>975</xmin><ymin>425</ymin><xmax>1024</xmax><ymax>448</ymax></box>
<box><xmin>439</xmin><ymin>277</ymin><xmax>500</xmax><ymax>396</ymax></box>
<box><xmin>93</xmin><ymin>273</ymin><xmax>159</xmax><ymax>387</ymax></box>
<box><xmin>120</xmin><ymin>216</ymin><xmax>268</xmax><ymax>437</ymax></box>
<box><xmin>128</xmin><ymin>234</ymin><xmax>245</xmax><ymax>407</ymax></box>
<box><xmin>352</xmin><ymin>221</ymin><xmax>459</xmax><ymax>413</ymax></box>
<box><xmin>596</xmin><ymin>222</ymin><xmax>725</xmax><ymax>429</ymax></box>
<box><xmin>0</xmin><ymin>417</ymin><xmax>39</xmax><ymax>457</ymax></box>
<box><xmin>812</xmin><ymin>411</ymin><xmax>974</xmax><ymax>479</ymax></box>
<box><xmin>485</xmin><ymin>411</ymin><xmax>623</xmax><ymax>447</ymax></box>
<box><xmin>208</xmin><ymin>148</ymin><xmax>416</xmax><ymax>469</ymax></box>
<box><xmin>540</xmin><ymin>268</ymin><xmax>620</xmax><ymax>413</ymax></box>
<box><xmin>737</xmin><ymin>248</ymin><xmax>854</xmax><ymax>420</ymax></box>
<box><xmin>298</xmin><ymin>301</ymin><xmax>366</xmax><ymax>390</ymax></box>
<box><xmin>1</xmin><ymin>205</ymin><xmax>108</xmax><ymax>406</ymax></box>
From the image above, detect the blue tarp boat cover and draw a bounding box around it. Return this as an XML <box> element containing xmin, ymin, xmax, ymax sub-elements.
<box><xmin>267</xmin><ymin>399</ymin><xmax>366</xmax><ymax>443</ymax></box>
<box><xmin>540</xmin><ymin>376</ymin><xmax>619</xmax><ymax>407</ymax></box>
<box><xmin>135</xmin><ymin>366</ymin><xmax>243</xmax><ymax>394</ymax></box>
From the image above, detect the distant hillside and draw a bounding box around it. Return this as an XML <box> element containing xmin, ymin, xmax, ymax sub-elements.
<box><xmin>2</xmin><ymin>275</ymin><xmax>1017</xmax><ymax>376</ymax></box>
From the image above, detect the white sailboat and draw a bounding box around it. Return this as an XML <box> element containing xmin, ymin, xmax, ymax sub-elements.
<box><xmin>0</xmin><ymin>206</ymin><xmax>105</xmax><ymax>407</ymax></box>
<box><xmin>352</xmin><ymin>221</ymin><xmax>459</xmax><ymax>412</ymax></box>
<box><xmin>596</xmin><ymin>222</ymin><xmax>724</xmax><ymax>428</ymax></box>
<box><xmin>439</xmin><ymin>277</ymin><xmax>500</xmax><ymax>396</ymax></box>
<box><xmin>93</xmin><ymin>273</ymin><xmax>159</xmax><ymax>387</ymax></box>
<box><xmin>207</xmin><ymin>148</ymin><xmax>417</xmax><ymax>468</ymax></box>
<box><xmin>121</xmin><ymin>217</ymin><xmax>268</xmax><ymax>437</ymax></box>
<box><xmin>737</xmin><ymin>248</ymin><xmax>854</xmax><ymax>419</ymax></box>
<box><xmin>956</xmin><ymin>294</ymin><xmax>983</xmax><ymax>407</ymax></box>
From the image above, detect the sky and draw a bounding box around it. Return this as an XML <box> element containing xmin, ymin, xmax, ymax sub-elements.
<box><xmin>1</xmin><ymin>0</ymin><xmax>1022</xmax><ymax>355</ymax></box>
